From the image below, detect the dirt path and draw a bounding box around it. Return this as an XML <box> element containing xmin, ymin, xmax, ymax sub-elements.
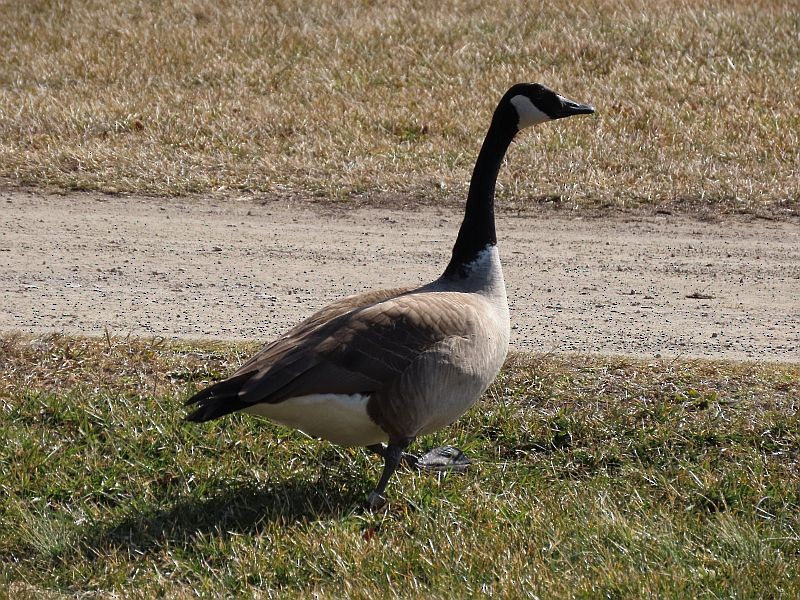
<box><xmin>2</xmin><ymin>191</ymin><xmax>798</xmax><ymax>362</ymax></box>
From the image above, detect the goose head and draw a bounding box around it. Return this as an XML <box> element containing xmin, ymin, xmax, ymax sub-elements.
<box><xmin>443</xmin><ymin>82</ymin><xmax>594</xmax><ymax>280</ymax></box>
<box><xmin>501</xmin><ymin>83</ymin><xmax>595</xmax><ymax>130</ymax></box>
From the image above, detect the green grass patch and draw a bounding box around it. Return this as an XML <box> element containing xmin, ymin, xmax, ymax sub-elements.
<box><xmin>1</xmin><ymin>333</ymin><xmax>798</xmax><ymax>597</ymax></box>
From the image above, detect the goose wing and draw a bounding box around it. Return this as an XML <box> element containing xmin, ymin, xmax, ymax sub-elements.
<box><xmin>185</xmin><ymin>290</ymin><xmax>476</xmax><ymax>421</ymax></box>
<box><xmin>236</xmin><ymin>286</ymin><xmax>413</xmax><ymax>374</ymax></box>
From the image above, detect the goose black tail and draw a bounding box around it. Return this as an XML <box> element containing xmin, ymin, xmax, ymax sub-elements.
<box><xmin>184</xmin><ymin>371</ymin><xmax>256</xmax><ymax>422</ymax></box>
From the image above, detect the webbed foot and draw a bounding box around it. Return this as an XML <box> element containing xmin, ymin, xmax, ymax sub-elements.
<box><xmin>363</xmin><ymin>442</ymin><xmax>470</xmax><ymax>510</ymax></box>
<box><xmin>367</xmin><ymin>491</ymin><xmax>386</xmax><ymax>510</ymax></box>
<box><xmin>416</xmin><ymin>445</ymin><xmax>471</xmax><ymax>473</ymax></box>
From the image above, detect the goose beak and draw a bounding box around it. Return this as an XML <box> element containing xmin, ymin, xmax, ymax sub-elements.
<box><xmin>553</xmin><ymin>95</ymin><xmax>596</xmax><ymax>119</ymax></box>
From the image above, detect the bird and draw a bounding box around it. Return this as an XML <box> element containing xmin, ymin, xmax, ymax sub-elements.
<box><xmin>185</xmin><ymin>83</ymin><xmax>595</xmax><ymax>509</ymax></box>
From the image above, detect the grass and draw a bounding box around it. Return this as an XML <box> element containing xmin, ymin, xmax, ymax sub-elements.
<box><xmin>1</xmin><ymin>332</ymin><xmax>798</xmax><ymax>597</ymax></box>
<box><xmin>0</xmin><ymin>0</ymin><xmax>798</xmax><ymax>213</ymax></box>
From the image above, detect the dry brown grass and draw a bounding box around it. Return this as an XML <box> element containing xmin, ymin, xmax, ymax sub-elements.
<box><xmin>0</xmin><ymin>0</ymin><xmax>798</xmax><ymax>213</ymax></box>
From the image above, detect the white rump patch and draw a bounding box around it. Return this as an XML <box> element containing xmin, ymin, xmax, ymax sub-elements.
<box><xmin>243</xmin><ymin>393</ymin><xmax>388</xmax><ymax>447</ymax></box>
<box><xmin>510</xmin><ymin>94</ymin><xmax>551</xmax><ymax>129</ymax></box>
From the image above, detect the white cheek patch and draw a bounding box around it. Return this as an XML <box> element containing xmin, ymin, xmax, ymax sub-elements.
<box><xmin>510</xmin><ymin>94</ymin><xmax>551</xmax><ymax>129</ymax></box>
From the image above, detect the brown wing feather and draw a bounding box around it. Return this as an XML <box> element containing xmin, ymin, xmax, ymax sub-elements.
<box><xmin>185</xmin><ymin>289</ymin><xmax>486</xmax><ymax>422</ymax></box>
<box><xmin>235</xmin><ymin>286</ymin><xmax>413</xmax><ymax>375</ymax></box>
<box><xmin>236</xmin><ymin>291</ymin><xmax>481</xmax><ymax>406</ymax></box>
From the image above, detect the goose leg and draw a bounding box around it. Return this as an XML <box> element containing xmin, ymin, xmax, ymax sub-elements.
<box><xmin>367</xmin><ymin>437</ymin><xmax>413</xmax><ymax>510</ymax></box>
<box><xmin>366</xmin><ymin>443</ymin><xmax>418</xmax><ymax>468</ymax></box>
<box><xmin>367</xmin><ymin>443</ymin><xmax>470</xmax><ymax>473</ymax></box>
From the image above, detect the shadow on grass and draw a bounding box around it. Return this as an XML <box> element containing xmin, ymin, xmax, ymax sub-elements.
<box><xmin>83</xmin><ymin>475</ymin><xmax>367</xmax><ymax>556</ymax></box>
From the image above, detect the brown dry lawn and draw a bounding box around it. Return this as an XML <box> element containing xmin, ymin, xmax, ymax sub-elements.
<box><xmin>0</xmin><ymin>0</ymin><xmax>798</xmax><ymax>213</ymax></box>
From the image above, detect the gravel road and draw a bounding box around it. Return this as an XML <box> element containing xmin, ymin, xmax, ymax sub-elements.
<box><xmin>2</xmin><ymin>191</ymin><xmax>798</xmax><ymax>362</ymax></box>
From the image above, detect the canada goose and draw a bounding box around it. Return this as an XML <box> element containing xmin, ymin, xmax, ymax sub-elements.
<box><xmin>186</xmin><ymin>83</ymin><xmax>594</xmax><ymax>508</ymax></box>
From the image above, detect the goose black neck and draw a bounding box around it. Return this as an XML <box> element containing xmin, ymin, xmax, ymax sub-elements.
<box><xmin>442</xmin><ymin>111</ymin><xmax>517</xmax><ymax>279</ymax></box>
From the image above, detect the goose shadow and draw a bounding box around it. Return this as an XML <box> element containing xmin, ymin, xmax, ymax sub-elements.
<box><xmin>83</xmin><ymin>474</ymin><xmax>368</xmax><ymax>556</ymax></box>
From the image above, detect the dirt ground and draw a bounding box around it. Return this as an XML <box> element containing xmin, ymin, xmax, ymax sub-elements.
<box><xmin>2</xmin><ymin>190</ymin><xmax>798</xmax><ymax>362</ymax></box>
